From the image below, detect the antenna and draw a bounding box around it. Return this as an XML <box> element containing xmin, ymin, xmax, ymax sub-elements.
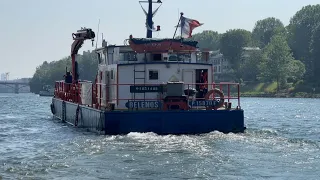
<box><xmin>95</xmin><ymin>19</ymin><xmax>101</xmax><ymax>49</ymax></box>
<box><xmin>101</xmin><ymin>33</ymin><xmax>103</xmax><ymax>44</ymax></box>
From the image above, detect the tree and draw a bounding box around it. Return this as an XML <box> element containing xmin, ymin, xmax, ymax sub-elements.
<box><xmin>29</xmin><ymin>52</ymin><xmax>98</xmax><ymax>94</ymax></box>
<box><xmin>240</xmin><ymin>50</ymin><xmax>265</xmax><ymax>82</ymax></box>
<box><xmin>252</xmin><ymin>17</ymin><xmax>286</xmax><ymax>48</ymax></box>
<box><xmin>309</xmin><ymin>22</ymin><xmax>320</xmax><ymax>87</ymax></box>
<box><xmin>220</xmin><ymin>29</ymin><xmax>252</xmax><ymax>80</ymax></box>
<box><xmin>77</xmin><ymin>52</ymin><xmax>99</xmax><ymax>81</ymax></box>
<box><xmin>287</xmin><ymin>5</ymin><xmax>320</xmax><ymax>82</ymax></box>
<box><xmin>287</xmin><ymin>60</ymin><xmax>306</xmax><ymax>83</ymax></box>
<box><xmin>260</xmin><ymin>35</ymin><xmax>295</xmax><ymax>92</ymax></box>
<box><xmin>190</xmin><ymin>30</ymin><xmax>221</xmax><ymax>50</ymax></box>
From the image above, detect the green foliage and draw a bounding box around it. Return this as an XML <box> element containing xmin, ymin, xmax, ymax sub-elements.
<box><xmin>29</xmin><ymin>51</ymin><xmax>98</xmax><ymax>93</ymax></box>
<box><xmin>220</xmin><ymin>29</ymin><xmax>252</xmax><ymax>72</ymax></box>
<box><xmin>287</xmin><ymin>60</ymin><xmax>306</xmax><ymax>82</ymax></box>
<box><xmin>190</xmin><ymin>30</ymin><xmax>220</xmax><ymax>50</ymax></box>
<box><xmin>240</xmin><ymin>82</ymin><xmax>278</xmax><ymax>94</ymax></box>
<box><xmin>259</xmin><ymin>35</ymin><xmax>295</xmax><ymax>92</ymax></box>
<box><xmin>29</xmin><ymin>58</ymin><xmax>71</xmax><ymax>93</ymax></box>
<box><xmin>309</xmin><ymin>22</ymin><xmax>320</xmax><ymax>86</ymax></box>
<box><xmin>239</xmin><ymin>50</ymin><xmax>265</xmax><ymax>82</ymax></box>
<box><xmin>252</xmin><ymin>17</ymin><xmax>286</xmax><ymax>48</ymax></box>
<box><xmin>264</xmin><ymin>82</ymin><xmax>278</xmax><ymax>93</ymax></box>
<box><xmin>287</xmin><ymin>4</ymin><xmax>320</xmax><ymax>81</ymax></box>
<box><xmin>293</xmin><ymin>81</ymin><xmax>319</xmax><ymax>93</ymax></box>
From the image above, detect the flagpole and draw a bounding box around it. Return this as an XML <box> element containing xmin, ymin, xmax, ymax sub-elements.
<box><xmin>172</xmin><ymin>12</ymin><xmax>183</xmax><ymax>39</ymax></box>
<box><xmin>169</xmin><ymin>12</ymin><xmax>184</xmax><ymax>51</ymax></box>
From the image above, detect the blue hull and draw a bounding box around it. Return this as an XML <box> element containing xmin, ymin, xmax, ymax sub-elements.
<box><xmin>104</xmin><ymin>110</ymin><xmax>245</xmax><ymax>135</ymax></box>
<box><xmin>51</xmin><ymin>98</ymin><xmax>245</xmax><ymax>135</ymax></box>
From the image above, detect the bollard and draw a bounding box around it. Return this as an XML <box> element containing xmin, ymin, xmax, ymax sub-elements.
<box><xmin>224</xmin><ymin>102</ymin><xmax>228</xmax><ymax>109</ymax></box>
<box><xmin>227</xmin><ymin>102</ymin><xmax>232</xmax><ymax>110</ymax></box>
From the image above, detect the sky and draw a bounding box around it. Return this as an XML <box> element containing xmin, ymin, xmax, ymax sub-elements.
<box><xmin>0</xmin><ymin>0</ymin><xmax>319</xmax><ymax>79</ymax></box>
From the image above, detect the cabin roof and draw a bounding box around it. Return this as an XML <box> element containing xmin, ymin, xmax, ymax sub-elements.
<box><xmin>130</xmin><ymin>38</ymin><xmax>198</xmax><ymax>47</ymax></box>
<box><xmin>95</xmin><ymin>45</ymin><xmax>133</xmax><ymax>53</ymax></box>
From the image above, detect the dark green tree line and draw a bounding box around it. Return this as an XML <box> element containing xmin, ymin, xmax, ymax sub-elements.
<box><xmin>287</xmin><ymin>4</ymin><xmax>320</xmax><ymax>87</ymax></box>
<box><xmin>29</xmin><ymin>51</ymin><xmax>98</xmax><ymax>93</ymax></box>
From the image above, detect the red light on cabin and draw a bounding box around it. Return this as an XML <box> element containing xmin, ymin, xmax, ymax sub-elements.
<box><xmin>157</xmin><ymin>25</ymin><xmax>160</xmax><ymax>31</ymax></box>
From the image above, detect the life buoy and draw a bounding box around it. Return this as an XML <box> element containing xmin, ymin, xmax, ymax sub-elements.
<box><xmin>50</xmin><ymin>103</ymin><xmax>55</xmax><ymax>114</ymax></box>
<box><xmin>204</xmin><ymin>88</ymin><xmax>224</xmax><ymax>110</ymax></box>
<box><xmin>75</xmin><ymin>105</ymin><xmax>80</xmax><ymax>127</ymax></box>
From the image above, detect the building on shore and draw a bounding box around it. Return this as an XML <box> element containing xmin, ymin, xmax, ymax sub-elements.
<box><xmin>0</xmin><ymin>73</ymin><xmax>5</xmax><ymax>81</ymax></box>
<box><xmin>209</xmin><ymin>47</ymin><xmax>261</xmax><ymax>82</ymax></box>
<box><xmin>0</xmin><ymin>73</ymin><xmax>9</xmax><ymax>81</ymax></box>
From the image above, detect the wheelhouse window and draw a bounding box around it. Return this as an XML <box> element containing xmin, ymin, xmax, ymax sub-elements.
<box><xmin>149</xmin><ymin>70</ymin><xmax>158</xmax><ymax>80</ymax></box>
<box><xmin>153</xmin><ymin>54</ymin><xmax>162</xmax><ymax>61</ymax></box>
<box><xmin>168</xmin><ymin>53</ymin><xmax>190</xmax><ymax>62</ymax></box>
<box><xmin>168</xmin><ymin>55</ymin><xmax>178</xmax><ymax>61</ymax></box>
<box><xmin>177</xmin><ymin>53</ymin><xmax>191</xmax><ymax>62</ymax></box>
<box><xmin>102</xmin><ymin>52</ymin><xmax>107</xmax><ymax>64</ymax></box>
<box><xmin>98</xmin><ymin>52</ymin><xmax>103</xmax><ymax>64</ymax></box>
<box><xmin>122</xmin><ymin>52</ymin><xmax>137</xmax><ymax>61</ymax></box>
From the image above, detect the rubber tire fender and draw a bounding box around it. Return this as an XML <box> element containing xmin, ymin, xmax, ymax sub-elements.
<box><xmin>50</xmin><ymin>103</ymin><xmax>55</xmax><ymax>114</ymax></box>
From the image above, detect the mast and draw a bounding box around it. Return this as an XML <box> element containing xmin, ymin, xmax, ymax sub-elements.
<box><xmin>147</xmin><ymin>0</ymin><xmax>153</xmax><ymax>38</ymax></box>
<box><xmin>139</xmin><ymin>0</ymin><xmax>162</xmax><ymax>38</ymax></box>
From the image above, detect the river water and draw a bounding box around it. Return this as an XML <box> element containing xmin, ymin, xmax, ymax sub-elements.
<box><xmin>0</xmin><ymin>94</ymin><xmax>319</xmax><ymax>180</ymax></box>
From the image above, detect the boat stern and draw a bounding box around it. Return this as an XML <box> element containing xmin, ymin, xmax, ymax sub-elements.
<box><xmin>104</xmin><ymin>109</ymin><xmax>245</xmax><ymax>135</ymax></box>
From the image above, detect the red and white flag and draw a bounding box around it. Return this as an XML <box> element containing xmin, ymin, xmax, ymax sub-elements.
<box><xmin>178</xmin><ymin>16</ymin><xmax>203</xmax><ymax>38</ymax></box>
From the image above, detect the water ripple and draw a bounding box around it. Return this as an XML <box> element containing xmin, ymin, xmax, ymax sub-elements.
<box><xmin>0</xmin><ymin>94</ymin><xmax>320</xmax><ymax>179</ymax></box>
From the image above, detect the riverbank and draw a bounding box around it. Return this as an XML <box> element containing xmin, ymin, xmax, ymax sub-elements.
<box><xmin>240</xmin><ymin>92</ymin><xmax>320</xmax><ymax>98</ymax></box>
<box><xmin>236</xmin><ymin>82</ymin><xmax>320</xmax><ymax>98</ymax></box>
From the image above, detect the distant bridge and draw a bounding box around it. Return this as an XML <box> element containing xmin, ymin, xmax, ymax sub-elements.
<box><xmin>0</xmin><ymin>81</ymin><xmax>30</xmax><ymax>94</ymax></box>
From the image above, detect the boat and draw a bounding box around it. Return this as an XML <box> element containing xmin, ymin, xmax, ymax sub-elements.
<box><xmin>39</xmin><ymin>85</ymin><xmax>54</xmax><ymax>96</ymax></box>
<box><xmin>50</xmin><ymin>0</ymin><xmax>245</xmax><ymax>135</ymax></box>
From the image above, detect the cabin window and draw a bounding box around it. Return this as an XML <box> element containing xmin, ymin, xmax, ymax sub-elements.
<box><xmin>153</xmin><ymin>54</ymin><xmax>162</xmax><ymax>61</ymax></box>
<box><xmin>98</xmin><ymin>53</ymin><xmax>102</xmax><ymax>64</ymax></box>
<box><xmin>123</xmin><ymin>52</ymin><xmax>137</xmax><ymax>61</ymax></box>
<box><xmin>178</xmin><ymin>53</ymin><xmax>191</xmax><ymax>62</ymax></box>
<box><xmin>110</xmin><ymin>70</ymin><xmax>114</xmax><ymax>79</ymax></box>
<box><xmin>168</xmin><ymin>55</ymin><xmax>178</xmax><ymax>61</ymax></box>
<box><xmin>149</xmin><ymin>70</ymin><xmax>158</xmax><ymax>80</ymax></box>
<box><xmin>103</xmin><ymin>52</ymin><xmax>108</xmax><ymax>64</ymax></box>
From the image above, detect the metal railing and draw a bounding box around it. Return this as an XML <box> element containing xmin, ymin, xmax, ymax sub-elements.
<box><xmin>54</xmin><ymin>81</ymin><xmax>82</xmax><ymax>104</ymax></box>
<box><xmin>54</xmin><ymin>81</ymin><xmax>241</xmax><ymax>110</ymax></box>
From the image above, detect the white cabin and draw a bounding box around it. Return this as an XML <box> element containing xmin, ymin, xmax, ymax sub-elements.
<box><xmin>80</xmin><ymin>44</ymin><xmax>213</xmax><ymax>110</ymax></box>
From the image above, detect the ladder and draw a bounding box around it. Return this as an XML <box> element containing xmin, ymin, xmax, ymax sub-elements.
<box><xmin>133</xmin><ymin>63</ymin><xmax>146</xmax><ymax>101</ymax></box>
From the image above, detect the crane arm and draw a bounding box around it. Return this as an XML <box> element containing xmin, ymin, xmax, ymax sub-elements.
<box><xmin>70</xmin><ymin>28</ymin><xmax>96</xmax><ymax>83</ymax></box>
<box><xmin>71</xmin><ymin>28</ymin><xmax>95</xmax><ymax>55</ymax></box>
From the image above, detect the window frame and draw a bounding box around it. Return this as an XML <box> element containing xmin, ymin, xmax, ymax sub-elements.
<box><xmin>148</xmin><ymin>69</ymin><xmax>159</xmax><ymax>80</ymax></box>
<box><xmin>110</xmin><ymin>69</ymin><xmax>114</xmax><ymax>79</ymax></box>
